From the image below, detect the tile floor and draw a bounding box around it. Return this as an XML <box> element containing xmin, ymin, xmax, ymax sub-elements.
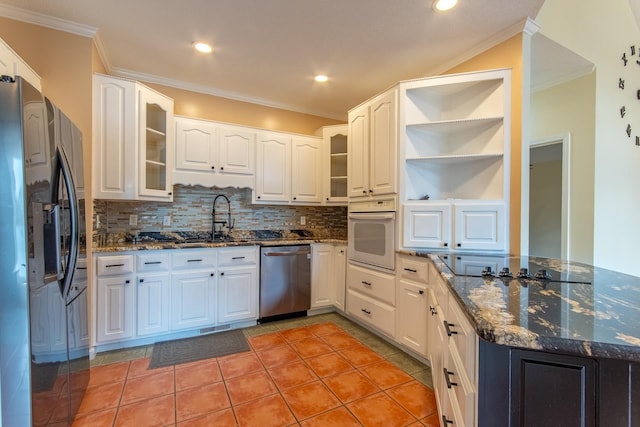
<box><xmin>37</xmin><ymin>312</ymin><xmax>439</xmax><ymax>427</ymax></box>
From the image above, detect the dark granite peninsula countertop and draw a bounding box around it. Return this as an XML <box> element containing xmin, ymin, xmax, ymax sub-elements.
<box><xmin>403</xmin><ymin>250</ymin><xmax>640</xmax><ymax>363</ymax></box>
<box><xmin>94</xmin><ymin>230</ymin><xmax>347</xmax><ymax>253</ymax></box>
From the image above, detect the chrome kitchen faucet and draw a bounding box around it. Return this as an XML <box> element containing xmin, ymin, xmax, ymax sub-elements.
<box><xmin>212</xmin><ymin>194</ymin><xmax>235</xmax><ymax>239</ymax></box>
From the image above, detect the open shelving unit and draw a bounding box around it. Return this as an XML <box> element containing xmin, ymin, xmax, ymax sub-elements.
<box><xmin>399</xmin><ymin>69</ymin><xmax>511</xmax><ymax>251</ymax></box>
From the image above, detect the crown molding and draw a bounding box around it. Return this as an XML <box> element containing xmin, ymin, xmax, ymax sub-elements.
<box><xmin>0</xmin><ymin>3</ymin><xmax>96</xmax><ymax>37</ymax></box>
<box><xmin>112</xmin><ymin>67</ymin><xmax>347</xmax><ymax>121</ymax></box>
<box><xmin>531</xmin><ymin>64</ymin><xmax>595</xmax><ymax>93</ymax></box>
<box><xmin>426</xmin><ymin>17</ymin><xmax>532</xmax><ymax>76</ymax></box>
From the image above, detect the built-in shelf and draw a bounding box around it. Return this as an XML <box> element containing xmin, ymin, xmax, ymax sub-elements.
<box><xmin>406</xmin><ymin>153</ymin><xmax>503</xmax><ymax>165</ymax></box>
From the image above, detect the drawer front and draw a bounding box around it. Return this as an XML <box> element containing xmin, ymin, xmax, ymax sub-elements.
<box><xmin>348</xmin><ymin>264</ymin><xmax>395</xmax><ymax>305</ymax></box>
<box><xmin>398</xmin><ymin>255</ymin><xmax>429</xmax><ymax>283</ymax></box>
<box><xmin>218</xmin><ymin>246</ymin><xmax>258</xmax><ymax>266</ymax></box>
<box><xmin>137</xmin><ymin>252</ymin><xmax>170</xmax><ymax>272</ymax></box>
<box><xmin>446</xmin><ymin>296</ymin><xmax>476</xmax><ymax>380</ymax></box>
<box><xmin>347</xmin><ymin>289</ymin><xmax>395</xmax><ymax>338</ymax></box>
<box><xmin>446</xmin><ymin>343</ymin><xmax>476</xmax><ymax>427</ymax></box>
<box><xmin>96</xmin><ymin>255</ymin><xmax>134</xmax><ymax>276</ymax></box>
<box><xmin>172</xmin><ymin>249</ymin><xmax>217</xmax><ymax>270</ymax></box>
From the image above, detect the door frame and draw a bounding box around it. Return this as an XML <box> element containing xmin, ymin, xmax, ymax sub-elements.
<box><xmin>522</xmin><ymin>133</ymin><xmax>571</xmax><ymax>259</ymax></box>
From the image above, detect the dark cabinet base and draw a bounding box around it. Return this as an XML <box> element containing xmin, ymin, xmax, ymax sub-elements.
<box><xmin>478</xmin><ymin>339</ymin><xmax>639</xmax><ymax>427</ymax></box>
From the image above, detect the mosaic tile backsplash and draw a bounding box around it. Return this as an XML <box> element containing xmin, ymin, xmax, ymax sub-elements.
<box><xmin>93</xmin><ymin>185</ymin><xmax>347</xmax><ymax>245</ymax></box>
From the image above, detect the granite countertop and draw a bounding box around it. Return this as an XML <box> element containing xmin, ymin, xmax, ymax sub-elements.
<box><xmin>403</xmin><ymin>250</ymin><xmax>640</xmax><ymax>363</ymax></box>
<box><xmin>94</xmin><ymin>230</ymin><xmax>347</xmax><ymax>253</ymax></box>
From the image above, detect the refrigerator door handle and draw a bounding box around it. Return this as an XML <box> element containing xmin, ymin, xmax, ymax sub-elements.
<box><xmin>56</xmin><ymin>146</ymin><xmax>79</xmax><ymax>298</ymax></box>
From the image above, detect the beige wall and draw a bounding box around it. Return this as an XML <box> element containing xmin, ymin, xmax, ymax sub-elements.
<box><xmin>145</xmin><ymin>82</ymin><xmax>344</xmax><ymax>135</ymax></box>
<box><xmin>445</xmin><ymin>34</ymin><xmax>524</xmax><ymax>255</ymax></box>
<box><xmin>531</xmin><ymin>73</ymin><xmax>596</xmax><ymax>263</ymax></box>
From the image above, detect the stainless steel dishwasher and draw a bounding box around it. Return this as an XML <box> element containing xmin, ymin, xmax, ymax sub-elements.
<box><xmin>259</xmin><ymin>245</ymin><xmax>311</xmax><ymax>321</ymax></box>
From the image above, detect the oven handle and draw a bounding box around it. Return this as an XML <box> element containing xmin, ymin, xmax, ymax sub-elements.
<box><xmin>348</xmin><ymin>212</ymin><xmax>395</xmax><ymax>221</ymax></box>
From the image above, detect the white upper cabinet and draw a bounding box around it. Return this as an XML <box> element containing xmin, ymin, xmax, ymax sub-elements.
<box><xmin>255</xmin><ymin>132</ymin><xmax>291</xmax><ymax>202</ymax></box>
<box><xmin>254</xmin><ymin>132</ymin><xmax>323</xmax><ymax>205</ymax></box>
<box><xmin>323</xmin><ymin>125</ymin><xmax>348</xmax><ymax>205</ymax></box>
<box><xmin>173</xmin><ymin>116</ymin><xmax>255</xmax><ymax>188</ymax></box>
<box><xmin>291</xmin><ymin>136</ymin><xmax>323</xmax><ymax>203</ymax></box>
<box><xmin>93</xmin><ymin>74</ymin><xmax>174</xmax><ymax>201</ymax></box>
<box><xmin>0</xmin><ymin>37</ymin><xmax>41</xmax><ymax>91</ymax></box>
<box><xmin>348</xmin><ymin>88</ymin><xmax>397</xmax><ymax>199</ymax></box>
<box><xmin>399</xmin><ymin>69</ymin><xmax>511</xmax><ymax>252</ymax></box>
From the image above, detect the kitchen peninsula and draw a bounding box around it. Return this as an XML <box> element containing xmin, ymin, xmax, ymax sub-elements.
<box><xmin>408</xmin><ymin>251</ymin><xmax>640</xmax><ymax>426</ymax></box>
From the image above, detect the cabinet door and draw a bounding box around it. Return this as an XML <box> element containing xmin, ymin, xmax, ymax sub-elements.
<box><xmin>510</xmin><ymin>350</ymin><xmax>596</xmax><ymax>427</ymax></box>
<box><xmin>311</xmin><ymin>244</ymin><xmax>333</xmax><ymax>308</ymax></box>
<box><xmin>96</xmin><ymin>275</ymin><xmax>135</xmax><ymax>343</ymax></box>
<box><xmin>57</xmin><ymin>110</ymin><xmax>85</xmax><ymax>199</ymax></box>
<box><xmin>137</xmin><ymin>273</ymin><xmax>170</xmax><ymax>336</ymax></box>
<box><xmin>175</xmin><ymin>118</ymin><xmax>217</xmax><ymax>172</ymax></box>
<box><xmin>396</xmin><ymin>280</ymin><xmax>428</xmax><ymax>357</ymax></box>
<box><xmin>369</xmin><ymin>89</ymin><xmax>397</xmax><ymax>196</ymax></box>
<box><xmin>323</xmin><ymin>125</ymin><xmax>348</xmax><ymax>204</ymax></box>
<box><xmin>138</xmin><ymin>85</ymin><xmax>173</xmax><ymax>200</ymax></box>
<box><xmin>348</xmin><ymin>103</ymin><xmax>369</xmax><ymax>198</ymax></box>
<box><xmin>291</xmin><ymin>136</ymin><xmax>322</xmax><ymax>203</ymax></box>
<box><xmin>23</xmin><ymin>101</ymin><xmax>51</xmax><ymax>185</ymax></box>
<box><xmin>170</xmin><ymin>271</ymin><xmax>216</xmax><ymax>331</ymax></box>
<box><xmin>93</xmin><ymin>75</ymin><xmax>136</xmax><ymax>199</ymax></box>
<box><xmin>69</xmin><ymin>289</ymin><xmax>90</xmax><ymax>351</ymax></box>
<box><xmin>218</xmin><ymin>266</ymin><xmax>258</xmax><ymax>323</ymax></box>
<box><xmin>403</xmin><ymin>203</ymin><xmax>452</xmax><ymax>249</ymax></box>
<box><xmin>219</xmin><ymin>125</ymin><xmax>255</xmax><ymax>175</ymax></box>
<box><xmin>332</xmin><ymin>245</ymin><xmax>347</xmax><ymax>311</ymax></box>
<box><xmin>453</xmin><ymin>202</ymin><xmax>506</xmax><ymax>251</ymax></box>
<box><xmin>255</xmin><ymin>133</ymin><xmax>291</xmax><ymax>202</ymax></box>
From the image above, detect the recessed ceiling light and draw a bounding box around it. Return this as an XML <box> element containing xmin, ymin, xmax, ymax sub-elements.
<box><xmin>314</xmin><ymin>74</ymin><xmax>329</xmax><ymax>83</ymax></box>
<box><xmin>193</xmin><ymin>42</ymin><xmax>213</xmax><ymax>54</ymax></box>
<box><xmin>433</xmin><ymin>0</ymin><xmax>458</xmax><ymax>11</ymax></box>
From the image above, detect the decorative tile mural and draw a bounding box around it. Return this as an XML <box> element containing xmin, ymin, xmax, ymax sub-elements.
<box><xmin>93</xmin><ymin>185</ymin><xmax>347</xmax><ymax>244</ymax></box>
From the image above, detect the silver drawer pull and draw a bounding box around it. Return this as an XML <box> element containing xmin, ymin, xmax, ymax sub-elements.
<box><xmin>444</xmin><ymin>321</ymin><xmax>458</xmax><ymax>336</ymax></box>
<box><xmin>187</xmin><ymin>259</ymin><xmax>203</xmax><ymax>262</ymax></box>
<box><xmin>231</xmin><ymin>256</ymin><xmax>246</xmax><ymax>260</ymax></box>
<box><xmin>443</xmin><ymin>368</ymin><xmax>458</xmax><ymax>388</ymax></box>
<box><xmin>106</xmin><ymin>263</ymin><xmax>125</xmax><ymax>268</ymax></box>
<box><xmin>144</xmin><ymin>261</ymin><xmax>162</xmax><ymax>265</ymax></box>
<box><xmin>361</xmin><ymin>308</ymin><xmax>371</xmax><ymax>315</ymax></box>
<box><xmin>361</xmin><ymin>281</ymin><xmax>372</xmax><ymax>287</ymax></box>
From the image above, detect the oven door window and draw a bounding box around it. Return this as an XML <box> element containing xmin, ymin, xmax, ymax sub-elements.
<box><xmin>353</xmin><ymin>222</ymin><xmax>386</xmax><ymax>256</ymax></box>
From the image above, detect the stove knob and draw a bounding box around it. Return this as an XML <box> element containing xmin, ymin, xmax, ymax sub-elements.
<box><xmin>499</xmin><ymin>267</ymin><xmax>513</xmax><ymax>278</ymax></box>
<box><xmin>481</xmin><ymin>266</ymin><xmax>494</xmax><ymax>277</ymax></box>
<box><xmin>517</xmin><ymin>268</ymin><xmax>530</xmax><ymax>279</ymax></box>
<box><xmin>535</xmin><ymin>269</ymin><xmax>552</xmax><ymax>280</ymax></box>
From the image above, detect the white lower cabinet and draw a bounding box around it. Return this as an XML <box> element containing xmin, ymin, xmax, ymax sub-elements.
<box><xmin>346</xmin><ymin>263</ymin><xmax>396</xmax><ymax>338</ymax></box>
<box><xmin>311</xmin><ymin>243</ymin><xmax>347</xmax><ymax>310</ymax></box>
<box><xmin>218</xmin><ymin>266</ymin><xmax>257</xmax><ymax>324</ymax></box>
<box><xmin>94</xmin><ymin>247</ymin><xmax>259</xmax><ymax>350</ymax></box>
<box><xmin>429</xmin><ymin>263</ymin><xmax>478</xmax><ymax>427</ymax></box>
<box><xmin>170</xmin><ymin>270</ymin><xmax>216</xmax><ymax>331</ymax></box>
<box><xmin>96</xmin><ymin>275</ymin><xmax>135</xmax><ymax>343</ymax></box>
<box><xmin>396</xmin><ymin>280</ymin><xmax>428</xmax><ymax>356</ymax></box>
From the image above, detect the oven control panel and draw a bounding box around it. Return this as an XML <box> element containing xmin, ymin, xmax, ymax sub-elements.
<box><xmin>349</xmin><ymin>198</ymin><xmax>397</xmax><ymax>213</ymax></box>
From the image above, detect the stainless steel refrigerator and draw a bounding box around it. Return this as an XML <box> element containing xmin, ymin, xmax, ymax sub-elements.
<box><xmin>0</xmin><ymin>76</ymin><xmax>89</xmax><ymax>426</ymax></box>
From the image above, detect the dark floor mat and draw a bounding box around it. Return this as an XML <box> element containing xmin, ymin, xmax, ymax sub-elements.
<box><xmin>148</xmin><ymin>329</ymin><xmax>250</xmax><ymax>368</ymax></box>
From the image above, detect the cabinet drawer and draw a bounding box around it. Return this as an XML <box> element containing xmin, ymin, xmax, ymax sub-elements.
<box><xmin>96</xmin><ymin>255</ymin><xmax>134</xmax><ymax>276</ymax></box>
<box><xmin>398</xmin><ymin>255</ymin><xmax>429</xmax><ymax>283</ymax></box>
<box><xmin>347</xmin><ymin>264</ymin><xmax>395</xmax><ymax>305</ymax></box>
<box><xmin>446</xmin><ymin>296</ymin><xmax>476</xmax><ymax>381</ymax></box>
<box><xmin>137</xmin><ymin>252</ymin><xmax>170</xmax><ymax>272</ymax></box>
<box><xmin>445</xmin><ymin>343</ymin><xmax>476</xmax><ymax>427</ymax></box>
<box><xmin>347</xmin><ymin>289</ymin><xmax>395</xmax><ymax>338</ymax></box>
<box><xmin>172</xmin><ymin>249</ymin><xmax>217</xmax><ymax>270</ymax></box>
<box><xmin>218</xmin><ymin>246</ymin><xmax>258</xmax><ymax>266</ymax></box>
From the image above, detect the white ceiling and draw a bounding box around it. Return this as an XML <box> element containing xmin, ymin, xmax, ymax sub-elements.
<box><xmin>0</xmin><ymin>0</ymin><xmax>548</xmax><ymax>119</ymax></box>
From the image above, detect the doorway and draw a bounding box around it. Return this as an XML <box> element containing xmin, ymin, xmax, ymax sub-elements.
<box><xmin>528</xmin><ymin>134</ymin><xmax>570</xmax><ymax>259</ymax></box>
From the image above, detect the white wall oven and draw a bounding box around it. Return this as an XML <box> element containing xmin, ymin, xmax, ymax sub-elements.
<box><xmin>348</xmin><ymin>198</ymin><xmax>396</xmax><ymax>271</ymax></box>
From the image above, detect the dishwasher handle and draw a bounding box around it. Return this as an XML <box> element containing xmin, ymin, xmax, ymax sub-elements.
<box><xmin>263</xmin><ymin>249</ymin><xmax>311</xmax><ymax>257</ymax></box>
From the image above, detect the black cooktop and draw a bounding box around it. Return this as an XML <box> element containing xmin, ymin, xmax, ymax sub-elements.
<box><xmin>438</xmin><ymin>254</ymin><xmax>592</xmax><ymax>284</ymax></box>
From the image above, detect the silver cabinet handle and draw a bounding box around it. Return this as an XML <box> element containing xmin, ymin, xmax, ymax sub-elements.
<box><xmin>106</xmin><ymin>263</ymin><xmax>125</xmax><ymax>268</ymax></box>
<box><xmin>187</xmin><ymin>259</ymin><xmax>203</xmax><ymax>262</ymax></box>
<box><xmin>443</xmin><ymin>368</ymin><xmax>458</xmax><ymax>388</ymax></box>
<box><xmin>144</xmin><ymin>261</ymin><xmax>162</xmax><ymax>265</ymax></box>
<box><xmin>444</xmin><ymin>321</ymin><xmax>458</xmax><ymax>336</ymax></box>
